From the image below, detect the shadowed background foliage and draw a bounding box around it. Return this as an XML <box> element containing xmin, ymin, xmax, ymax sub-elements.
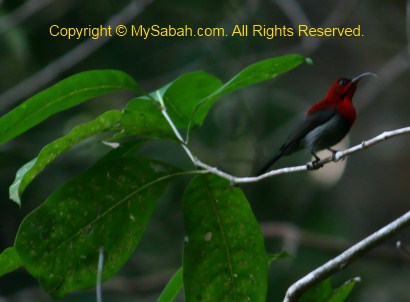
<box><xmin>0</xmin><ymin>0</ymin><xmax>409</xmax><ymax>301</ymax></box>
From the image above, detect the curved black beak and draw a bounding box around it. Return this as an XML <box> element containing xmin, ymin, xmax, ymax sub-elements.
<box><xmin>351</xmin><ymin>72</ymin><xmax>377</xmax><ymax>83</ymax></box>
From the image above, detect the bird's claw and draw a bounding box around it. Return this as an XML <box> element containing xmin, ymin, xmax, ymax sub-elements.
<box><xmin>307</xmin><ymin>152</ymin><xmax>323</xmax><ymax>170</ymax></box>
<box><xmin>307</xmin><ymin>159</ymin><xmax>323</xmax><ymax>170</ymax></box>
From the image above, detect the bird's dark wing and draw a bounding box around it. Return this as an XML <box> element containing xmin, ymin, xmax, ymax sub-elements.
<box><xmin>280</xmin><ymin>108</ymin><xmax>337</xmax><ymax>155</ymax></box>
<box><xmin>256</xmin><ymin>108</ymin><xmax>337</xmax><ymax>175</ymax></box>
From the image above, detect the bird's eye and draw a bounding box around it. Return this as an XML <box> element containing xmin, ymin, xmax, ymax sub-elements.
<box><xmin>338</xmin><ymin>78</ymin><xmax>349</xmax><ymax>86</ymax></box>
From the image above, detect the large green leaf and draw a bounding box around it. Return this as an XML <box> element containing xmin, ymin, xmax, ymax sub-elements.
<box><xmin>157</xmin><ymin>267</ymin><xmax>183</xmax><ymax>302</ymax></box>
<box><xmin>182</xmin><ymin>174</ymin><xmax>267</xmax><ymax>302</ymax></box>
<box><xmin>0</xmin><ymin>247</ymin><xmax>22</xmax><ymax>277</ymax></box>
<box><xmin>161</xmin><ymin>71</ymin><xmax>223</xmax><ymax>128</ymax></box>
<box><xmin>0</xmin><ymin>70</ymin><xmax>140</xmax><ymax>144</ymax></box>
<box><xmin>150</xmin><ymin>54</ymin><xmax>306</xmax><ymax>129</ymax></box>
<box><xmin>329</xmin><ymin>279</ymin><xmax>357</xmax><ymax>302</ymax></box>
<box><xmin>116</xmin><ymin>97</ymin><xmax>175</xmax><ymax>139</ymax></box>
<box><xmin>192</xmin><ymin>54</ymin><xmax>306</xmax><ymax>125</ymax></box>
<box><xmin>9</xmin><ymin>110</ymin><xmax>123</xmax><ymax>205</ymax></box>
<box><xmin>15</xmin><ymin>157</ymin><xmax>176</xmax><ymax>298</ymax></box>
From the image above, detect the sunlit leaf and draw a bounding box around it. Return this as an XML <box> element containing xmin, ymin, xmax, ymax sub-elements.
<box><xmin>0</xmin><ymin>70</ymin><xmax>139</xmax><ymax>144</ymax></box>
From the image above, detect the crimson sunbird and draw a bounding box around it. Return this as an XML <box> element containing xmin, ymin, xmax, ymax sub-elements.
<box><xmin>257</xmin><ymin>72</ymin><xmax>376</xmax><ymax>175</ymax></box>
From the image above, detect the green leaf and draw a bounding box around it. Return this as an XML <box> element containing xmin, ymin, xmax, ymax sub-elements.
<box><xmin>192</xmin><ymin>53</ymin><xmax>306</xmax><ymax>126</ymax></box>
<box><xmin>117</xmin><ymin>54</ymin><xmax>305</xmax><ymax>139</ymax></box>
<box><xmin>9</xmin><ymin>110</ymin><xmax>123</xmax><ymax>205</ymax></box>
<box><xmin>299</xmin><ymin>278</ymin><xmax>333</xmax><ymax>302</ymax></box>
<box><xmin>182</xmin><ymin>174</ymin><xmax>267</xmax><ymax>302</ymax></box>
<box><xmin>268</xmin><ymin>251</ymin><xmax>292</xmax><ymax>265</ymax></box>
<box><xmin>0</xmin><ymin>70</ymin><xmax>139</xmax><ymax>144</ymax></box>
<box><xmin>15</xmin><ymin>157</ymin><xmax>176</xmax><ymax>298</ymax></box>
<box><xmin>329</xmin><ymin>278</ymin><xmax>358</xmax><ymax>302</ymax></box>
<box><xmin>0</xmin><ymin>247</ymin><xmax>22</xmax><ymax>277</ymax></box>
<box><xmin>115</xmin><ymin>97</ymin><xmax>174</xmax><ymax>139</ymax></box>
<box><xmin>154</xmin><ymin>54</ymin><xmax>305</xmax><ymax>129</ymax></box>
<box><xmin>161</xmin><ymin>71</ymin><xmax>223</xmax><ymax>128</ymax></box>
<box><xmin>300</xmin><ymin>278</ymin><xmax>358</xmax><ymax>302</ymax></box>
<box><xmin>157</xmin><ymin>267</ymin><xmax>183</xmax><ymax>302</ymax></box>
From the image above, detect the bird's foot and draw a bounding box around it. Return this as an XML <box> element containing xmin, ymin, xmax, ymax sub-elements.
<box><xmin>306</xmin><ymin>152</ymin><xmax>323</xmax><ymax>170</ymax></box>
<box><xmin>307</xmin><ymin>159</ymin><xmax>323</xmax><ymax>170</ymax></box>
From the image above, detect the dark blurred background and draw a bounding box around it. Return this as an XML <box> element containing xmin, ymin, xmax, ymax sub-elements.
<box><xmin>0</xmin><ymin>0</ymin><xmax>409</xmax><ymax>301</ymax></box>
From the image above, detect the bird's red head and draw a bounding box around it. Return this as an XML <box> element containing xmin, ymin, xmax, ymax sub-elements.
<box><xmin>325</xmin><ymin>72</ymin><xmax>376</xmax><ymax>101</ymax></box>
<box><xmin>308</xmin><ymin>72</ymin><xmax>376</xmax><ymax>118</ymax></box>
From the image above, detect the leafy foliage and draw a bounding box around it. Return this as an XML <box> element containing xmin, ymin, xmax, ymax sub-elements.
<box><xmin>0</xmin><ymin>70</ymin><xmax>140</xmax><ymax>144</ymax></box>
<box><xmin>299</xmin><ymin>278</ymin><xmax>358</xmax><ymax>302</ymax></box>
<box><xmin>0</xmin><ymin>247</ymin><xmax>22</xmax><ymax>277</ymax></box>
<box><xmin>0</xmin><ymin>54</ymin><xmax>354</xmax><ymax>302</ymax></box>
<box><xmin>157</xmin><ymin>268</ymin><xmax>184</xmax><ymax>302</ymax></box>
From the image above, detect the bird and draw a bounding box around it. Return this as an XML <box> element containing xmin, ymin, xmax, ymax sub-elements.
<box><xmin>257</xmin><ymin>72</ymin><xmax>376</xmax><ymax>175</ymax></box>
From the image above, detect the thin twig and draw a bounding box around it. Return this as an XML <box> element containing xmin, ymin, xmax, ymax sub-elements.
<box><xmin>396</xmin><ymin>241</ymin><xmax>410</xmax><ymax>257</ymax></box>
<box><xmin>283</xmin><ymin>211</ymin><xmax>410</xmax><ymax>302</ymax></box>
<box><xmin>97</xmin><ymin>247</ymin><xmax>104</xmax><ymax>302</ymax></box>
<box><xmin>238</xmin><ymin>126</ymin><xmax>410</xmax><ymax>183</ymax></box>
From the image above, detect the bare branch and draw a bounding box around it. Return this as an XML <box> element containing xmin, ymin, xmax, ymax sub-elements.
<box><xmin>238</xmin><ymin>126</ymin><xmax>410</xmax><ymax>183</ymax></box>
<box><xmin>407</xmin><ymin>0</ymin><xmax>410</xmax><ymax>55</ymax></box>
<box><xmin>358</xmin><ymin>49</ymin><xmax>410</xmax><ymax>111</ymax></box>
<box><xmin>0</xmin><ymin>0</ymin><xmax>154</xmax><ymax>110</ymax></box>
<box><xmin>262</xmin><ymin>222</ymin><xmax>410</xmax><ymax>264</ymax></box>
<box><xmin>0</xmin><ymin>0</ymin><xmax>53</xmax><ymax>36</ymax></box>
<box><xmin>283</xmin><ymin>210</ymin><xmax>410</xmax><ymax>302</ymax></box>
<box><xmin>273</xmin><ymin>0</ymin><xmax>311</xmax><ymax>28</ymax></box>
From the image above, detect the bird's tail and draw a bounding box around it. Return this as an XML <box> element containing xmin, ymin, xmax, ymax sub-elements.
<box><xmin>256</xmin><ymin>149</ymin><xmax>284</xmax><ymax>176</ymax></box>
